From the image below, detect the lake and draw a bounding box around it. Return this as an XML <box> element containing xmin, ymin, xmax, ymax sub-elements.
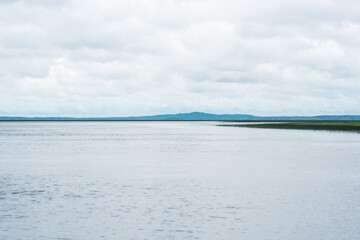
<box><xmin>1</xmin><ymin>121</ymin><xmax>360</xmax><ymax>239</ymax></box>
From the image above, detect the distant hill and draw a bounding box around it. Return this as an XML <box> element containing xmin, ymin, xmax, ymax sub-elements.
<box><xmin>1</xmin><ymin>112</ymin><xmax>360</xmax><ymax>121</ymax></box>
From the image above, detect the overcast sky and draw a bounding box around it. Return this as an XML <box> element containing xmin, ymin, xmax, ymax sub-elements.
<box><xmin>0</xmin><ymin>0</ymin><xmax>359</xmax><ymax>116</ymax></box>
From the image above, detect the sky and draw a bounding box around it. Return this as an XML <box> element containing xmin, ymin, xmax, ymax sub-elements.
<box><xmin>0</xmin><ymin>0</ymin><xmax>359</xmax><ymax>117</ymax></box>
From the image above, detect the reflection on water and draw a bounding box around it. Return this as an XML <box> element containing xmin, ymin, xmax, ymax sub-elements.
<box><xmin>0</xmin><ymin>121</ymin><xmax>360</xmax><ymax>239</ymax></box>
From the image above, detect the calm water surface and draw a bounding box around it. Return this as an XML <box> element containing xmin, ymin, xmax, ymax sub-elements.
<box><xmin>0</xmin><ymin>121</ymin><xmax>360</xmax><ymax>239</ymax></box>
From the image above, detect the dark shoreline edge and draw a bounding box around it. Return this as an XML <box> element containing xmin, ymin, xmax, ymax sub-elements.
<box><xmin>218</xmin><ymin>121</ymin><xmax>360</xmax><ymax>133</ymax></box>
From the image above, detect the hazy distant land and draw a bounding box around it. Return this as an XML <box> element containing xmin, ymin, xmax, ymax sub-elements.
<box><xmin>1</xmin><ymin>112</ymin><xmax>360</xmax><ymax>121</ymax></box>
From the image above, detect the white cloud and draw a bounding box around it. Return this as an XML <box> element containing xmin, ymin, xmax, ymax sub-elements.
<box><xmin>0</xmin><ymin>0</ymin><xmax>359</xmax><ymax>116</ymax></box>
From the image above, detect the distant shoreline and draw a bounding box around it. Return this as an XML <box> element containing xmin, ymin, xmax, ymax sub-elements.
<box><xmin>2</xmin><ymin>120</ymin><xmax>360</xmax><ymax>122</ymax></box>
<box><xmin>1</xmin><ymin>112</ymin><xmax>360</xmax><ymax>121</ymax></box>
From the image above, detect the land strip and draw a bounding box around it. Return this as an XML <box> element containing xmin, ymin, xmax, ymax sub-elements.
<box><xmin>218</xmin><ymin>121</ymin><xmax>360</xmax><ymax>132</ymax></box>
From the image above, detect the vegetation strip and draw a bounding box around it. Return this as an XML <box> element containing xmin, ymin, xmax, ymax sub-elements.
<box><xmin>218</xmin><ymin>121</ymin><xmax>360</xmax><ymax>132</ymax></box>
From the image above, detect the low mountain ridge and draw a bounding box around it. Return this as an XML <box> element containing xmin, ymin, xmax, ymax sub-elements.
<box><xmin>1</xmin><ymin>112</ymin><xmax>360</xmax><ymax>121</ymax></box>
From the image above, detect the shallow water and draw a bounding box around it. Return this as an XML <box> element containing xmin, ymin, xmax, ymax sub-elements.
<box><xmin>1</xmin><ymin>121</ymin><xmax>360</xmax><ymax>240</ymax></box>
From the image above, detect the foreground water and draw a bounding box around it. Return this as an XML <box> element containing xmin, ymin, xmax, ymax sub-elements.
<box><xmin>0</xmin><ymin>121</ymin><xmax>360</xmax><ymax>240</ymax></box>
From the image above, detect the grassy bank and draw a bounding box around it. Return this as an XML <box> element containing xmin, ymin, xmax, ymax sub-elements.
<box><xmin>218</xmin><ymin>121</ymin><xmax>360</xmax><ymax>132</ymax></box>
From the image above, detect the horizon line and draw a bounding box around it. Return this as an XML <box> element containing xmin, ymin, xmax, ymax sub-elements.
<box><xmin>1</xmin><ymin>112</ymin><xmax>360</xmax><ymax>119</ymax></box>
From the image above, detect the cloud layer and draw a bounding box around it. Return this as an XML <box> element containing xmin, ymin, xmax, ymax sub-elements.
<box><xmin>1</xmin><ymin>0</ymin><xmax>359</xmax><ymax>116</ymax></box>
